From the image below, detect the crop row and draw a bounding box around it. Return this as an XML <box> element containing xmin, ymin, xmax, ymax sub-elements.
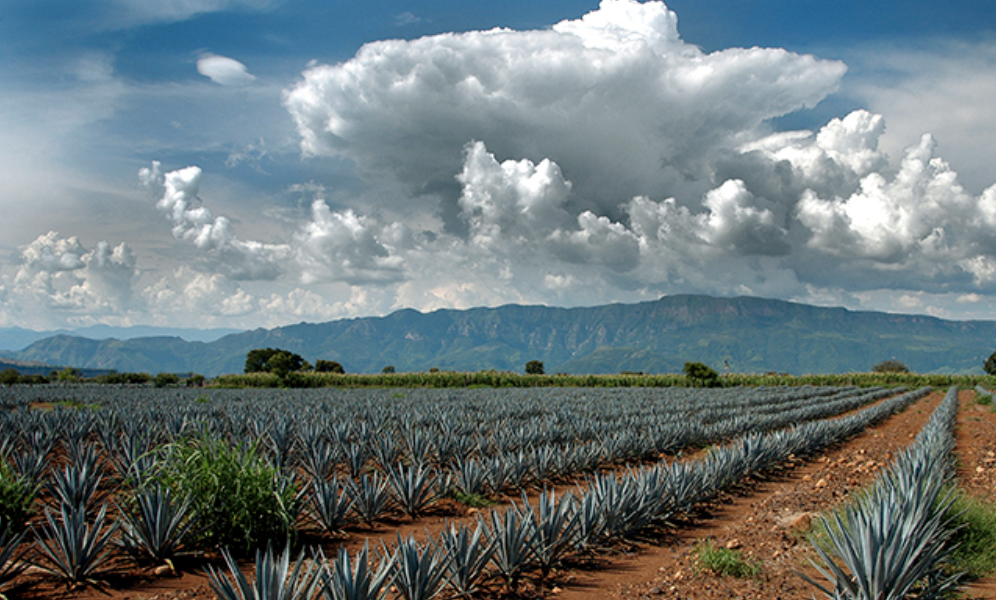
<box><xmin>204</xmin><ymin>386</ymin><xmax>933</xmax><ymax>600</ymax></box>
<box><xmin>0</xmin><ymin>385</ymin><xmax>921</xmax><ymax>596</ymax></box>
<box><xmin>805</xmin><ymin>386</ymin><xmax>961</xmax><ymax>599</ymax></box>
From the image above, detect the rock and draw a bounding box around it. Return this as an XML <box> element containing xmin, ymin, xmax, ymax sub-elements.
<box><xmin>725</xmin><ymin>539</ymin><xmax>742</xmax><ymax>550</ymax></box>
<box><xmin>154</xmin><ymin>564</ymin><xmax>175</xmax><ymax>576</ymax></box>
<box><xmin>802</xmin><ymin>474</ymin><xmax>813</xmax><ymax>482</ymax></box>
<box><xmin>977</xmin><ymin>466</ymin><xmax>986</xmax><ymax>474</ymax></box>
<box><xmin>789</xmin><ymin>513</ymin><xmax>812</xmax><ymax>531</ymax></box>
<box><xmin>815</xmin><ymin>478</ymin><xmax>828</xmax><ymax>489</ymax></box>
<box><xmin>551</xmin><ymin>587</ymin><xmax>562</xmax><ymax>594</ymax></box>
<box><xmin>649</xmin><ymin>586</ymin><xmax>663</xmax><ymax>595</ymax></box>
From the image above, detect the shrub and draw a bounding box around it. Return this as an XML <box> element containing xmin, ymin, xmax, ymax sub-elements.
<box><xmin>154</xmin><ymin>435</ymin><xmax>299</xmax><ymax>554</ymax></box>
<box><xmin>872</xmin><ymin>359</ymin><xmax>910</xmax><ymax>374</ymax></box>
<box><xmin>986</xmin><ymin>350</ymin><xmax>996</xmax><ymax>376</ymax></box>
<box><xmin>0</xmin><ymin>462</ymin><xmax>36</xmax><ymax>532</ymax></box>
<box><xmin>382</xmin><ymin>365</ymin><xmax>396</xmax><ymax>374</ymax></box>
<box><xmin>154</xmin><ymin>372</ymin><xmax>181</xmax><ymax>388</ymax></box>
<box><xmin>0</xmin><ymin>370</ymin><xmax>19</xmax><ymax>386</ymax></box>
<box><xmin>683</xmin><ymin>362</ymin><xmax>720</xmax><ymax>387</ymax></box>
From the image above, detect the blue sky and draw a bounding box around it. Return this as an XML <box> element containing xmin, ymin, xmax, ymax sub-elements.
<box><xmin>2</xmin><ymin>0</ymin><xmax>996</xmax><ymax>331</ymax></box>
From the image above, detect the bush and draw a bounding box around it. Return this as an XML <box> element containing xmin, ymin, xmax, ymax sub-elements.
<box><xmin>154</xmin><ymin>372</ymin><xmax>181</xmax><ymax>388</ymax></box>
<box><xmin>872</xmin><ymin>359</ymin><xmax>910</xmax><ymax>373</ymax></box>
<box><xmin>382</xmin><ymin>365</ymin><xmax>396</xmax><ymax>374</ymax></box>
<box><xmin>0</xmin><ymin>462</ymin><xmax>36</xmax><ymax>532</ymax></box>
<box><xmin>154</xmin><ymin>435</ymin><xmax>299</xmax><ymax>554</ymax></box>
<box><xmin>683</xmin><ymin>362</ymin><xmax>720</xmax><ymax>387</ymax></box>
<box><xmin>986</xmin><ymin>350</ymin><xmax>996</xmax><ymax>376</ymax></box>
<box><xmin>525</xmin><ymin>360</ymin><xmax>544</xmax><ymax>375</ymax></box>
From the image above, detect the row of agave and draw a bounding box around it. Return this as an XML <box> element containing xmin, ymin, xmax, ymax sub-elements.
<box><xmin>0</xmin><ymin>385</ymin><xmax>899</xmax><ymax>494</ymax></box>
<box><xmin>203</xmin><ymin>386</ymin><xmax>934</xmax><ymax>600</ymax></box>
<box><xmin>804</xmin><ymin>385</ymin><xmax>962</xmax><ymax>600</ymax></box>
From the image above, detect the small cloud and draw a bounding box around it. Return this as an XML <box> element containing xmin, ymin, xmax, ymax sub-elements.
<box><xmin>196</xmin><ymin>54</ymin><xmax>256</xmax><ymax>86</ymax></box>
<box><xmin>394</xmin><ymin>11</ymin><xmax>421</xmax><ymax>26</ymax></box>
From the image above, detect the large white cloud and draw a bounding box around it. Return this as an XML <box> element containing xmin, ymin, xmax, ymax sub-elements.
<box><xmin>5</xmin><ymin>232</ymin><xmax>138</xmax><ymax>321</ymax></box>
<box><xmin>283</xmin><ymin>0</ymin><xmax>846</xmax><ymax>221</ymax></box>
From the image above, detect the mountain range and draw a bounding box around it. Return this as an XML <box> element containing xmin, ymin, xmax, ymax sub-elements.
<box><xmin>3</xmin><ymin>295</ymin><xmax>995</xmax><ymax>376</ymax></box>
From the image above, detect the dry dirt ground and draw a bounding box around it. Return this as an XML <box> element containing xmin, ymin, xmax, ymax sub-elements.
<box><xmin>14</xmin><ymin>389</ymin><xmax>996</xmax><ymax>600</ymax></box>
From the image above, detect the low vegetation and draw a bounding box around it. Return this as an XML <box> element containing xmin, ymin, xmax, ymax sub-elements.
<box><xmin>693</xmin><ymin>538</ymin><xmax>762</xmax><ymax>578</ymax></box>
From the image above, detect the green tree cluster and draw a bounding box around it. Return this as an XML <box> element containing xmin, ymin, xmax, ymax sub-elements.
<box><xmin>244</xmin><ymin>348</ymin><xmax>306</xmax><ymax>377</ymax></box>
<box><xmin>683</xmin><ymin>361</ymin><xmax>720</xmax><ymax>387</ymax></box>
<box><xmin>872</xmin><ymin>359</ymin><xmax>910</xmax><ymax>374</ymax></box>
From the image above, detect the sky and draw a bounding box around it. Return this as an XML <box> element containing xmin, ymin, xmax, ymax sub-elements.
<box><xmin>2</xmin><ymin>0</ymin><xmax>996</xmax><ymax>331</ymax></box>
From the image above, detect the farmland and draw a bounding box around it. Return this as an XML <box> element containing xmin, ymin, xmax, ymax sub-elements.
<box><xmin>0</xmin><ymin>384</ymin><xmax>990</xmax><ymax>599</ymax></box>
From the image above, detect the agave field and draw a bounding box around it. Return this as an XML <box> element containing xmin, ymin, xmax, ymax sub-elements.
<box><xmin>0</xmin><ymin>383</ymin><xmax>974</xmax><ymax>599</ymax></box>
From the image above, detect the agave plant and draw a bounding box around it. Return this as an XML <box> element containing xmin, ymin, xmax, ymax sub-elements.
<box><xmin>386</xmin><ymin>464</ymin><xmax>438</xmax><ymax>519</ymax></box>
<box><xmin>346</xmin><ymin>473</ymin><xmax>392</xmax><ymax>527</ymax></box>
<box><xmin>306</xmin><ymin>477</ymin><xmax>354</xmax><ymax>537</ymax></box>
<box><xmin>482</xmin><ymin>504</ymin><xmax>535</xmax><ymax>591</ymax></box>
<box><xmin>0</xmin><ymin>517</ymin><xmax>31</xmax><ymax>598</ymax></box>
<box><xmin>116</xmin><ymin>484</ymin><xmax>197</xmax><ymax>568</ymax></box>
<box><xmin>390</xmin><ymin>534</ymin><xmax>449</xmax><ymax>600</ymax></box>
<box><xmin>437</xmin><ymin>522</ymin><xmax>493</xmax><ymax>598</ymax></box>
<box><xmin>451</xmin><ymin>458</ymin><xmax>487</xmax><ymax>498</ymax></box>
<box><xmin>207</xmin><ymin>544</ymin><xmax>320</xmax><ymax>600</ymax></box>
<box><xmin>529</xmin><ymin>490</ymin><xmax>580</xmax><ymax>577</ymax></box>
<box><xmin>33</xmin><ymin>502</ymin><xmax>118</xmax><ymax>586</ymax></box>
<box><xmin>45</xmin><ymin>460</ymin><xmax>105</xmax><ymax>510</ymax></box>
<box><xmin>318</xmin><ymin>542</ymin><xmax>393</xmax><ymax>600</ymax></box>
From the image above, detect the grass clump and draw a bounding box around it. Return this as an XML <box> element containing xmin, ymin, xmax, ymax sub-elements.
<box><xmin>153</xmin><ymin>434</ymin><xmax>299</xmax><ymax>555</ymax></box>
<box><xmin>451</xmin><ymin>491</ymin><xmax>496</xmax><ymax>509</ymax></box>
<box><xmin>0</xmin><ymin>462</ymin><xmax>36</xmax><ymax>532</ymax></box>
<box><xmin>945</xmin><ymin>492</ymin><xmax>996</xmax><ymax>579</ymax></box>
<box><xmin>693</xmin><ymin>539</ymin><xmax>762</xmax><ymax>578</ymax></box>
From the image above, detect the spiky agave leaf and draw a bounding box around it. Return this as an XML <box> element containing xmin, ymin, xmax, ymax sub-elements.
<box><xmin>116</xmin><ymin>483</ymin><xmax>197</xmax><ymax>565</ymax></box>
<box><xmin>437</xmin><ymin>522</ymin><xmax>493</xmax><ymax>598</ymax></box>
<box><xmin>318</xmin><ymin>542</ymin><xmax>393</xmax><ymax>600</ymax></box>
<box><xmin>0</xmin><ymin>517</ymin><xmax>31</xmax><ymax>597</ymax></box>
<box><xmin>33</xmin><ymin>502</ymin><xmax>118</xmax><ymax>585</ymax></box>
<box><xmin>390</xmin><ymin>534</ymin><xmax>448</xmax><ymax>600</ymax></box>
<box><xmin>207</xmin><ymin>544</ymin><xmax>320</xmax><ymax>600</ymax></box>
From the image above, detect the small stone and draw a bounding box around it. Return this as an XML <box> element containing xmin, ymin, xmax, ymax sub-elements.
<box><xmin>551</xmin><ymin>587</ymin><xmax>562</xmax><ymax>594</ymax></box>
<box><xmin>802</xmin><ymin>474</ymin><xmax>813</xmax><ymax>482</ymax></box>
<box><xmin>725</xmin><ymin>539</ymin><xmax>742</xmax><ymax>550</ymax></box>
<box><xmin>977</xmin><ymin>466</ymin><xmax>986</xmax><ymax>474</ymax></box>
<box><xmin>789</xmin><ymin>513</ymin><xmax>812</xmax><ymax>531</ymax></box>
<box><xmin>649</xmin><ymin>586</ymin><xmax>663</xmax><ymax>595</ymax></box>
<box><xmin>154</xmin><ymin>564</ymin><xmax>174</xmax><ymax>576</ymax></box>
<box><xmin>815</xmin><ymin>478</ymin><xmax>828</xmax><ymax>489</ymax></box>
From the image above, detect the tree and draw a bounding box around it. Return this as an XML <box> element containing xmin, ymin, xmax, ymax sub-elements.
<box><xmin>382</xmin><ymin>365</ymin><xmax>396</xmax><ymax>374</ymax></box>
<box><xmin>314</xmin><ymin>359</ymin><xmax>345</xmax><ymax>374</ymax></box>
<box><xmin>0</xmin><ymin>369</ymin><xmax>20</xmax><ymax>386</ymax></box>
<box><xmin>154</xmin><ymin>372</ymin><xmax>181</xmax><ymax>388</ymax></box>
<box><xmin>872</xmin><ymin>359</ymin><xmax>910</xmax><ymax>374</ymax></box>
<box><xmin>985</xmin><ymin>350</ymin><xmax>996</xmax><ymax>375</ymax></box>
<box><xmin>244</xmin><ymin>348</ymin><xmax>305</xmax><ymax>376</ymax></box>
<box><xmin>683</xmin><ymin>361</ymin><xmax>720</xmax><ymax>388</ymax></box>
<box><xmin>525</xmin><ymin>360</ymin><xmax>545</xmax><ymax>375</ymax></box>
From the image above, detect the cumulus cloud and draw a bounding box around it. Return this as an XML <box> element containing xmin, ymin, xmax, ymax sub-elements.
<box><xmin>8</xmin><ymin>232</ymin><xmax>138</xmax><ymax>315</ymax></box>
<box><xmin>197</xmin><ymin>54</ymin><xmax>257</xmax><ymax>86</ymax></box>
<box><xmin>139</xmin><ymin>161</ymin><xmax>289</xmax><ymax>280</ymax></box>
<box><xmin>293</xmin><ymin>200</ymin><xmax>407</xmax><ymax>284</ymax></box>
<box><xmin>283</xmin><ymin>0</ymin><xmax>846</xmax><ymax>223</ymax></box>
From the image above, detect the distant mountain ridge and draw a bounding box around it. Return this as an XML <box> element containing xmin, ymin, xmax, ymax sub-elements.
<box><xmin>0</xmin><ymin>325</ymin><xmax>242</xmax><ymax>351</ymax></box>
<box><xmin>6</xmin><ymin>295</ymin><xmax>996</xmax><ymax>376</ymax></box>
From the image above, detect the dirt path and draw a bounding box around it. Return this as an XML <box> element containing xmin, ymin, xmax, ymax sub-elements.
<box><xmin>18</xmin><ymin>388</ymin><xmax>968</xmax><ymax>600</ymax></box>
<box><xmin>954</xmin><ymin>391</ymin><xmax>996</xmax><ymax>600</ymax></box>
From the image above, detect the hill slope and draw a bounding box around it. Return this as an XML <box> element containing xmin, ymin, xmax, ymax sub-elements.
<box><xmin>9</xmin><ymin>295</ymin><xmax>996</xmax><ymax>375</ymax></box>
